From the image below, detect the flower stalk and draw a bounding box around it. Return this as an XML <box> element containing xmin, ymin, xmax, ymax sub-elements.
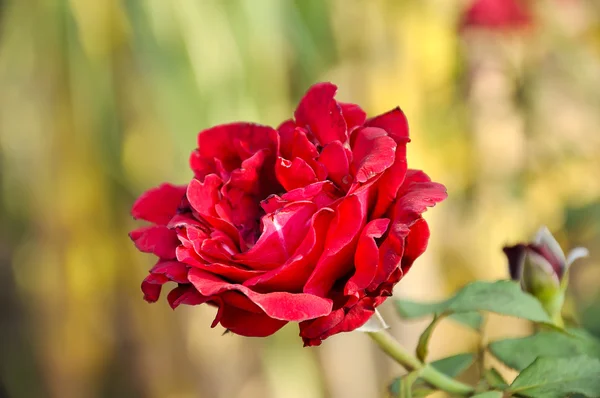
<box><xmin>367</xmin><ymin>330</ymin><xmax>475</xmax><ymax>396</ymax></box>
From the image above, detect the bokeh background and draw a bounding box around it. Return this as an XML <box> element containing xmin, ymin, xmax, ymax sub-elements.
<box><xmin>1</xmin><ymin>0</ymin><xmax>600</xmax><ymax>397</ymax></box>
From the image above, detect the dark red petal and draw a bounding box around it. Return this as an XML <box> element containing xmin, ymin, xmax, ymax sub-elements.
<box><xmin>224</xmin><ymin>149</ymin><xmax>269</xmax><ymax>195</ymax></box>
<box><xmin>167</xmin><ymin>285</ymin><xmax>207</xmax><ymax>309</ymax></box>
<box><xmin>198</xmin><ymin>232</ymin><xmax>239</xmax><ymax>263</ymax></box>
<box><xmin>400</xmin><ymin>218</ymin><xmax>430</xmax><ymax>275</ymax></box>
<box><xmin>198</xmin><ymin>213</ymin><xmax>247</xmax><ymax>252</ymax></box>
<box><xmin>129</xmin><ymin>225</ymin><xmax>179</xmax><ymax>259</ymax></box>
<box><xmin>290</xmin><ymin>128</ymin><xmax>319</xmax><ymax>161</ymax></box>
<box><xmin>131</xmin><ymin>184</ymin><xmax>186</xmax><ymax>225</ymax></box>
<box><xmin>294</xmin><ymin>82</ymin><xmax>347</xmax><ymax>146</ymax></box>
<box><xmin>260</xmin><ymin>181</ymin><xmax>341</xmax><ymax>214</ymax></box>
<box><xmin>150</xmin><ymin>260</ymin><xmax>189</xmax><ymax>284</ymax></box>
<box><xmin>340</xmin><ymin>102</ymin><xmax>367</xmax><ymax>129</ymax></box>
<box><xmin>319</xmin><ymin>140</ymin><xmax>351</xmax><ymax>190</ymax></box>
<box><xmin>234</xmin><ymin>202</ymin><xmax>317</xmax><ymax>269</ymax></box>
<box><xmin>281</xmin><ymin>181</ymin><xmax>342</xmax><ymax>209</ymax></box>
<box><xmin>188</xmin><ymin>268</ymin><xmax>332</xmax><ymax>321</ymax></box>
<box><xmin>345</xmin><ymin>218</ymin><xmax>390</xmax><ymax>296</ymax></box>
<box><xmin>243</xmin><ymin>208</ymin><xmax>336</xmax><ymax>292</ymax></box>
<box><xmin>275</xmin><ymin>157</ymin><xmax>318</xmax><ymax>192</ymax></box>
<box><xmin>352</xmin><ymin>127</ymin><xmax>397</xmax><ymax>183</ymax></box>
<box><xmin>503</xmin><ymin>244</ymin><xmax>527</xmax><ymax>281</ymax></box>
<box><xmin>299</xmin><ymin>308</ymin><xmax>345</xmax><ymax>346</ymax></box>
<box><xmin>304</xmin><ymin>193</ymin><xmax>368</xmax><ymax>297</ymax></box>
<box><xmin>260</xmin><ymin>194</ymin><xmax>285</xmax><ymax>214</ymax></box>
<box><xmin>388</xmin><ymin>170</ymin><xmax>447</xmax><ymax>226</ymax></box>
<box><xmin>365</xmin><ymin>107</ymin><xmax>410</xmax><ymax>143</ymax></box>
<box><xmin>369</xmin><ymin>221</ymin><xmax>407</xmax><ymax>289</ymax></box>
<box><xmin>186</xmin><ymin>175</ymin><xmax>222</xmax><ymax>218</ymax></box>
<box><xmin>197</xmin><ymin>122</ymin><xmax>278</xmax><ymax>163</ymax></box>
<box><xmin>300</xmin><ymin>299</ymin><xmax>375</xmax><ymax>346</ymax></box>
<box><xmin>141</xmin><ymin>273</ymin><xmax>170</xmax><ymax>303</ymax></box>
<box><xmin>371</xmin><ymin>142</ymin><xmax>408</xmax><ymax>218</ymax></box>
<box><xmin>217</xmin><ymin>303</ymin><xmax>288</xmax><ymax>337</ymax></box>
<box><xmin>176</xmin><ymin>246</ymin><xmax>262</xmax><ymax>283</ymax></box>
<box><xmin>277</xmin><ymin>119</ymin><xmax>296</xmax><ymax>160</ymax></box>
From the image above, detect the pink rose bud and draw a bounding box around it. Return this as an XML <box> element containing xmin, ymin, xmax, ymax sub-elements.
<box><xmin>503</xmin><ymin>227</ymin><xmax>588</xmax><ymax>323</ymax></box>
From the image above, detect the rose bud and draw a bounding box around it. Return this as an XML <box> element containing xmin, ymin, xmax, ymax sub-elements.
<box><xmin>460</xmin><ymin>0</ymin><xmax>532</xmax><ymax>32</ymax></box>
<box><xmin>503</xmin><ymin>227</ymin><xmax>588</xmax><ymax>324</ymax></box>
<box><xmin>130</xmin><ymin>82</ymin><xmax>447</xmax><ymax>346</ymax></box>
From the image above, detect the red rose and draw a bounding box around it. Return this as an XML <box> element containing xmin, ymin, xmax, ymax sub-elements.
<box><xmin>130</xmin><ymin>82</ymin><xmax>446</xmax><ymax>346</ymax></box>
<box><xmin>460</xmin><ymin>0</ymin><xmax>532</xmax><ymax>31</ymax></box>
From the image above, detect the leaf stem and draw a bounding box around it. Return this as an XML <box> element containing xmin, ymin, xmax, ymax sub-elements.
<box><xmin>367</xmin><ymin>330</ymin><xmax>475</xmax><ymax>396</ymax></box>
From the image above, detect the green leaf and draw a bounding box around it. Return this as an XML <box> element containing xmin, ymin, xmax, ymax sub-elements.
<box><xmin>484</xmin><ymin>368</ymin><xmax>508</xmax><ymax>390</ymax></box>
<box><xmin>489</xmin><ymin>329</ymin><xmax>600</xmax><ymax>371</ymax></box>
<box><xmin>388</xmin><ymin>353</ymin><xmax>475</xmax><ymax>397</ymax></box>
<box><xmin>509</xmin><ymin>355</ymin><xmax>600</xmax><ymax>397</ymax></box>
<box><xmin>395</xmin><ymin>281</ymin><xmax>552</xmax><ymax>325</ymax></box>
<box><xmin>471</xmin><ymin>392</ymin><xmax>503</xmax><ymax>398</ymax></box>
<box><xmin>395</xmin><ymin>299</ymin><xmax>448</xmax><ymax>318</ymax></box>
<box><xmin>449</xmin><ymin>311</ymin><xmax>483</xmax><ymax>330</ymax></box>
<box><xmin>416</xmin><ymin>315</ymin><xmax>443</xmax><ymax>362</ymax></box>
<box><xmin>430</xmin><ymin>353</ymin><xmax>475</xmax><ymax>377</ymax></box>
<box><xmin>395</xmin><ymin>297</ymin><xmax>483</xmax><ymax>331</ymax></box>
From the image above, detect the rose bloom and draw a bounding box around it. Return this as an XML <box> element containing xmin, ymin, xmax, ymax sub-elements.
<box><xmin>130</xmin><ymin>82</ymin><xmax>446</xmax><ymax>346</ymax></box>
<box><xmin>460</xmin><ymin>0</ymin><xmax>532</xmax><ymax>31</ymax></box>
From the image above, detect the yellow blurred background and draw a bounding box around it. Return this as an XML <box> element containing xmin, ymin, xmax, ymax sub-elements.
<box><xmin>1</xmin><ymin>1</ymin><xmax>599</xmax><ymax>397</ymax></box>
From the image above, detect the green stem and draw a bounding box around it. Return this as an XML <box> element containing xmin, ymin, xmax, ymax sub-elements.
<box><xmin>367</xmin><ymin>331</ymin><xmax>474</xmax><ymax>396</ymax></box>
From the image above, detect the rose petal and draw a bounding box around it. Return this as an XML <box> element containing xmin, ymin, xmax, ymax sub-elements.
<box><xmin>131</xmin><ymin>184</ymin><xmax>187</xmax><ymax>225</ymax></box>
<box><xmin>150</xmin><ymin>260</ymin><xmax>189</xmax><ymax>284</ymax></box>
<box><xmin>216</xmin><ymin>301</ymin><xmax>288</xmax><ymax>337</ymax></box>
<box><xmin>300</xmin><ymin>298</ymin><xmax>375</xmax><ymax>346</ymax></box>
<box><xmin>304</xmin><ymin>193</ymin><xmax>368</xmax><ymax>297</ymax></box>
<box><xmin>244</xmin><ymin>208</ymin><xmax>335</xmax><ymax>292</ymax></box>
<box><xmin>194</xmin><ymin>123</ymin><xmax>278</xmax><ymax>175</ymax></box>
<box><xmin>371</xmin><ymin>140</ymin><xmax>408</xmax><ymax>218</ymax></box>
<box><xmin>345</xmin><ymin>218</ymin><xmax>390</xmax><ymax>296</ymax></box>
<box><xmin>291</xmin><ymin>128</ymin><xmax>319</xmax><ymax>161</ymax></box>
<box><xmin>319</xmin><ymin>140</ymin><xmax>351</xmax><ymax>190</ymax></box>
<box><xmin>365</xmin><ymin>107</ymin><xmax>410</xmax><ymax>143</ymax></box>
<box><xmin>281</xmin><ymin>181</ymin><xmax>342</xmax><ymax>209</ymax></box>
<box><xmin>532</xmin><ymin>226</ymin><xmax>567</xmax><ymax>278</ymax></box>
<box><xmin>129</xmin><ymin>225</ymin><xmax>179</xmax><ymax>259</ymax></box>
<box><xmin>187</xmin><ymin>175</ymin><xmax>222</xmax><ymax>218</ymax></box>
<box><xmin>275</xmin><ymin>157</ymin><xmax>318</xmax><ymax>191</ymax></box>
<box><xmin>234</xmin><ymin>202</ymin><xmax>317</xmax><ymax>269</ymax></box>
<box><xmin>277</xmin><ymin>119</ymin><xmax>296</xmax><ymax>160</ymax></box>
<box><xmin>503</xmin><ymin>244</ymin><xmax>527</xmax><ymax>281</ymax></box>
<box><xmin>176</xmin><ymin>246</ymin><xmax>263</xmax><ymax>283</ymax></box>
<box><xmin>391</xmin><ymin>170</ymin><xmax>448</xmax><ymax>224</ymax></box>
<box><xmin>141</xmin><ymin>273</ymin><xmax>170</xmax><ymax>303</ymax></box>
<box><xmin>188</xmin><ymin>268</ymin><xmax>333</xmax><ymax>321</ymax></box>
<box><xmin>400</xmin><ymin>218</ymin><xmax>430</xmax><ymax>275</ymax></box>
<box><xmin>298</xmin><ymin>308</ymin><xmax>345</xmax><ymax>345</ymax></box>
<box><xmin>167</xmin><ymin>285</ymin><xmax>206</xmax><ymax>309</ymax></box>
<box><xmin>294</xmin><ymin>82</ymin><xmax>347</xmax><ymax>146</ymax></box>
<box><xmin>369</xmin><ymin>221</ymin><xmax>408</xmax><ymax>289</ymax></box>
<box><xmin>352</xmin><ymin>127</ymin><xmax>397</xmax><ymax>183</ymax></box>
<box><xmin>340</xmin><ymin>102</ymin><xmax>367</xmax><ymax>129</ymax></box>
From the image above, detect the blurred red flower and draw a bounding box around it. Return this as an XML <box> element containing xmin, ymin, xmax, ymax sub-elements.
<box><xmin>129</xmin><ymin>82</ymin><xmax>446</xmax><ymax>346</ymax></box>
<box><xmin>460</xmin><ymin>0</ymin><xmax>532</xmax><ymax>31</ymax></box>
